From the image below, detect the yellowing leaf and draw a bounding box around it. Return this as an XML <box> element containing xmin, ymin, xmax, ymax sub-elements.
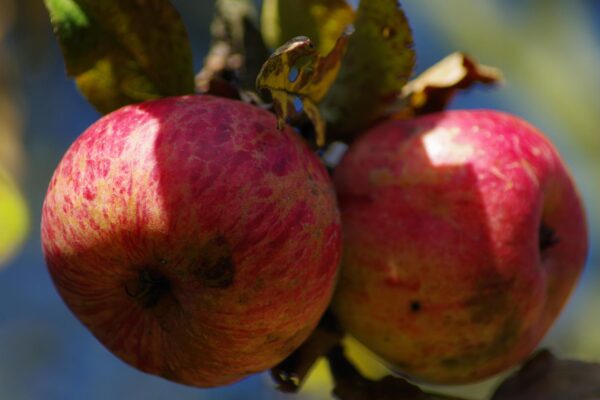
<box><xmin>321</xmin><ymin>0</ymin><xmax>415</xmax><ymax>138</ymax></box>
<box><xmin>261</xmin><ymin>0</ymin><xmax>354</xmax><ymax>55</ymax></box>
<box><xmin>0</xmin><ymin>167</ymin><xmax>28</xmax><ymax>267</ymax></box>
<box><xmin>399</xmin><ymin>52</ymin><xmax>503</xmax><ymax>117</ymax></box>
<box><xmin>44</xmin><ymin>0</ymin><xmax>195</xmax><ymax>114</ymax></box>
<box><xmin>256</xmin><ymin>35</ymin><xmax>349</xmax><ymax>146</ymax></box>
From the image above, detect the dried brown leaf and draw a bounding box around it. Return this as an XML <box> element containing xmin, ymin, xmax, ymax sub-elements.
<box><xmin>492</xmin><ymin>349</ymin><xmax>600</xmax><ymax>400</ymax></box>
<box><xmin>399</xmin><ymin>52</ymin><xmax>502</xmax><ymax>117</ymax></box>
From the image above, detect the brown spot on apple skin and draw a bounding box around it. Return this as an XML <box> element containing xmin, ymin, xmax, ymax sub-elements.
<box><xmin>434</xmin><ymin>273</ymin><xmax>522</xmax><ymax>372</ymax></box>
<box><xmin>193</xmin><ymin>236</ymin><xmax>236</xmax><ymax>289</ymax></box>
<box><xmin>264</xmin><ymin>333</ymin><xmax>280</xmax><ymax>344</ymax></box>
<box><xmin>439</xmin><ymin>316</ymin><xmax>520</xmax><ymax>371</ymax></box>
<box><xmin>197</xmin><ymin>255</ymin><xmax>235</xmax><ymax>289</ymax></box>
<box><xmin>466</xmin><ymin>272</ymin><xmax>515</xmax><ymax>325</ymax></box>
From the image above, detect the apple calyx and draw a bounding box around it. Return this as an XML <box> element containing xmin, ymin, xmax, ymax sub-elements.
<box><xmin>125</xmin><ymin>268</ymin><xmax>172</xmax><ymax>309</ymax></box>
<box><xmin>539</xmin><ymin>223</ymin><xmax>559</xmax><ymax>253</ymax></box>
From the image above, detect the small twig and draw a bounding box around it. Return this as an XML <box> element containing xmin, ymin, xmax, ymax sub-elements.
<box><xmin>271</xmin><ymin>311</ymin><xmax>344</xmax><ymax>392</ymax></box>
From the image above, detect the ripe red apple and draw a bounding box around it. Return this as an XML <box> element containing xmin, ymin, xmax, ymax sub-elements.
<box><xmin>332</xmin><ymin>110</ymin><xmax>588</xmax><ymax>384</ymax></box>
<box><xmin>41</xmin><ymin>95</ymin><xmax>341</xmax><ymax>387</ymax></box>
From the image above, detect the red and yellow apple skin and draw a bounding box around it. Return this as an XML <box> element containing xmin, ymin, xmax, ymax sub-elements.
<box><xmin>41</xmin><ymin>95</ymin><xmax>341</xmax><ymax>387</ymax></box>
<box><xmin>332</xmin><ymin>110</ymin><xmax>588</xmax><ymax>384</ymax></box>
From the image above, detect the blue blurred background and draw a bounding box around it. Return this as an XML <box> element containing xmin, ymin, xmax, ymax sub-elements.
<box><xmin>1</xmin><ymin>1</ymin><xmax>599</xmax><ymax>399</ymax></box>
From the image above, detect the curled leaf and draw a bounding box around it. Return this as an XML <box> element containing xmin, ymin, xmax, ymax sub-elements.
<box><xmin>196</xmin><ymin>0</ymin><xmax>270</xmax><ymax>95</ymax></box>
<box><xmin>492</xmin><ymin>349</ymin><xmax>600</xmax><ymax>400</ymax></box>
<box><xmin>256</xmin><ymin>34</ymin><xmax>349</xmax><ymax>146</ymax></box>
<box><xmin>0</xmin><ymin>167</ymin><xmax>28</xmax><ymax>267</ymax></box>
<box><xmin>261</xmin><ymin>0</ymin><xmax>354</xmax><ymax>55</ymax></box>
<box><xmin>44</xmin><ymin>0</ymin><xmax>195</xmax><ymax>114</ymax></box>
<box><xmin>399</xmin><ymin>52</ymin><xmax>503</xmax><ymax>117</ymax></box>
<box><xmin>321</xmin><ymin>0</ymin><xmax>415</xmax><ymax>139</ymax></box>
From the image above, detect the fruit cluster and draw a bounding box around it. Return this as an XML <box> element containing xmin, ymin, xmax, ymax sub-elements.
<box><xmin>41</xmin><ymin>94</ymin><xmax>587</xmax><ymax>387</ymax></box>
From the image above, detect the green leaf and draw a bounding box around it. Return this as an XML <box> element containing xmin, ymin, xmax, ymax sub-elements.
<box><xmin>0</xmin><ymin>167</ymin><xmax>28</xmax><ymax>267</ymax></box>
<box><xmin>256</xmin><ymin>35</ymin><xmax>349</xmax><ymax>146</ymax></box>
<box><xmin>261</xmin><ymin>0</ymin><xmax>354</xmax><ymax>55</ymax></box>
<box><xmin>321</xmin><ymin>0</ymin><xmax>415</xmax><ymax>138</ymax></box>
<box><xmin>44</xmin><ymin>0</ymin><xmax>195</xmax><ymax>114</ymax></box>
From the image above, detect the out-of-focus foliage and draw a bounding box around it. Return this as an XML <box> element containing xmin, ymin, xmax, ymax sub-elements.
<box><xmin>0</xmin><ymin>0</ymin><xmax>29</xmax><ymax>267</ymax></box>
<box><xmin>0</xmin><ymin>96</ymin><xmax>22</xmax><ymax>178</ymax></box>
<box><xmin>321</xmin><ymin>0</ymin><xmax>415</xmax><ymax>138</ymax></box>
<box><xmin>0</xmin><ymin>0</ymin><xmax>24</xmax><ymax>177</ymax></box>
<box><xmin>0</xmin><ymin>167</ymin><xmax>28</xmax><ymax>266</ymax></box>
<box><xmin>44</xmin><ymin>0</ymin><xmax>195</xmax><ymax>114</ymax></box>
<box><xmin>261</xmin><ymin>0</ymin><xmax>354</xmax><ymax>54</ymax></box>
<box><xmin>196</xmin><ymin>0</ymin><xmax>269</xmax><ymax>93</ymax></box>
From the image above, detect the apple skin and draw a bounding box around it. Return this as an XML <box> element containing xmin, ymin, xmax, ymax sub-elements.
<box><xmin>41</xmin><ymin>95</ymin><xmax>341</xmax><ymax>387</ymax></box>
<box><xmin>332</xmin><ymin>110</ymin><xmax>588</xmax><ymax>384</ymax></box>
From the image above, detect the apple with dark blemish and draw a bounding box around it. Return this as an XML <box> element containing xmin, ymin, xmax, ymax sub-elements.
<box><xmin>41</xmin><ymin>95</ymin><xmax>342</xmax><ymax>387</ymax></box>
<box><xmin>332</xmin><ymin>110</ymin><xmax>588</xmax><ymax>384</ymax></box>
